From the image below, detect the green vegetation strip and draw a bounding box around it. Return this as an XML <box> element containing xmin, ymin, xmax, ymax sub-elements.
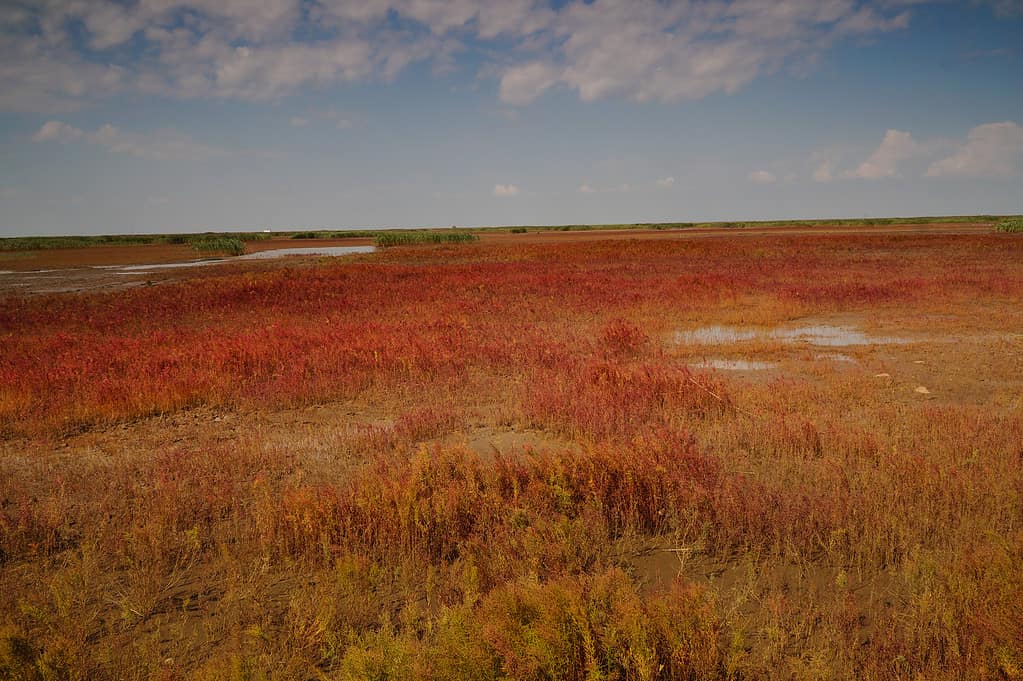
<box><xmin>0</xmin><ymin>232</ymin><xmax>270</xmax><ymax>252</ymax></box>
<box><xmin>190</xmin><ymin>237</ymin><xmax>246</xmax><ymax>256</ymax></box>
<box><xmin>995</xmin><ymin>217</ymin><xmax>1023</xmax><ymax>233</ymax></box>
<box><xmin>375</xmin><ymin>232</ymin><xmax>479</xmax><ymax>248</ymax></box>
<box><xmin>3</xmin><ymin>215</ymin><xmax>1017</xmax><ymax>251</ymax></box>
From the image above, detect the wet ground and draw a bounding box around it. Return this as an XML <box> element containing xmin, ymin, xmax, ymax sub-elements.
<box><xmin>0</xmin><ymin>242</ymin><xmax>376</xmax><ymax>295</ymax></box>
<box><xmin>675</xmin><ymin>323</ymin><xmax>911</xmax><ymax>347</ymax></box>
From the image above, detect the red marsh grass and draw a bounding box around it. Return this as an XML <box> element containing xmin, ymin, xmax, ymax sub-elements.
<box><xmin>1</xmin><ymin>229</ymin><xmax>1022</xmax><ymax>679</ymax></box>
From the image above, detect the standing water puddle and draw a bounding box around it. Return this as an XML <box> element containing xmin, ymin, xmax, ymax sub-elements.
<box><xmin>105</xmin><ymin>245</ymin><xmax>376</xmax><ymax>272</ymax></box>
<box><xmin>815</xmin><ymin>352</ymin><xmax>856</xmax><ymax>362</ymax></box>
<box><xmin>675</xmin><ymin>324</ymin><xmax>909</xmax><ymax>347</ymax></box>
<box><xmin>239</xmin><ymin>246</ymin><xmax>375</xmax><ymax>260</ymax></box>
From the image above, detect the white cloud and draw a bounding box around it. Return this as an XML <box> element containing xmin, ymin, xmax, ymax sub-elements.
<box><xmin>493</xmin><ymin>183</ymin><xmax>520</xmax><ymax>196</ymax></box>
<box><xmin>336</xmin><ymin>118</ymin><xmax>354</xmax><ymax>130</ymax></box>
<box><xmin>926</xmin><ymin>121</ymin><xmax>1023</xmax><ymax>178</ymax></box>
<box><xmin>0</xmin><ymin>32</ymin><xmax>127</xmax><ymax>112</ymax></box>
<box><xmin>32</xmin><ymin>120</ymin><xmax>227</xmax><ymax>161</ymax></box>
<box><xmin>655</xmin><ymin>176</ymin><xmax>675</xmax><ymax>188</ymax></box>
<box><xmin>498</xmin><ymin>0</ymin><xmax>912</xmax><ymax>105</ymax></box>
<box><xmin>289</xmin><ymin>116</ymin><xmax>309</xmax><ymax>127</ymax></box>
<box><xmin>844</xmin><ymin>129</ymin><xmax>922</xmax><ymax>179</ymax></box>
<box><xmin>578</xmin><ymin>184</ymin><xmax>597</xmax><ymax>194</ymax></box>
<box><xmin>32</xmin><ymin>120</ymin><xmax>84</xmax><ymax>142</ymax></box>
<box><xmin>499</xmin><ymin>62</ymin><xmax>561</xmax><ymax>106</ymax></box>
<box><xmin>812</xmin><ymin>159</ymin><xmax>835</xmax><ymax>183</ymax></box>
<box><xmin>748</xmin><ymin>170</ymin><xmax>777</xmax><ymax>184</ymax></box>
<box><xmin>0</xmin><ymin>0</ymin><xmax>921</xmax><ymax>112</ymax></box>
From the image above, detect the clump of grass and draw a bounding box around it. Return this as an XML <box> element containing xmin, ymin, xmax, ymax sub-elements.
<box><xmin>190</xmin><ymin>237</ymin><xmax>246</xmax><ymax>256</ymax></box>
<box><xmin>375</xmin><ymin>232</ymin><xmax>479</xmax><ymax>248</ymax></box>
<box><xmin>995</xmin><ymin>217</ymin><xmax>1023</xmax><ymax>233</ymax></box>
<box><xmin>509</xmin><ymin>227</ymin><xmax>528</xmax><ymax>234</ymax></box>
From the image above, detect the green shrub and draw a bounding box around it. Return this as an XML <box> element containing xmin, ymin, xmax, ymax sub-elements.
<box><xmin>190</xmin><ymin>237</ymin><xmax>246</xmax><ymax>256</ymax></box>
<box><xmin>995</xmin><ymin>217</ymin><xmax>1023</xmax><ymax>233</ymax></box>
<box><xmin>0</xmin><ymin>235</ymin><xmax>156</xmax><ymax>251</ymax></box>
<box><xmin>375</xmin><ymin>232</ymin><xmax>479</xmax><ymax>248</ymax></box>
<box><xmin>510</xmin><ymin>227</ymin><xmax>528</xmax><ymax>234</ymax></box>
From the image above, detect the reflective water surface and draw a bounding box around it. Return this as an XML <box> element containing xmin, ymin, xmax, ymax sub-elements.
<box><xmin>106</xmin><ymin>245</ymin><xmax>376</xmax><ymax>272</ymax></box>
<box><xmin>675</xmin><ymin>324</ymin><xmax>909</xmax><ymax>347</ymax></box>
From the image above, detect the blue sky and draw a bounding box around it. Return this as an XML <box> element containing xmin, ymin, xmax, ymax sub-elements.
<box><xmin>0</xmin><ymin>0</ymin><xmax>1020</xmax><ymax>236</ymax></box>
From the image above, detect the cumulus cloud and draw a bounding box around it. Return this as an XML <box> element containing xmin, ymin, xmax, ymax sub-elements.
<box><xmin>844</xmin><ymin>129</ymin><xmax>922</xmax><ymax>179</ymax></box>
<box><xmin>493</xmin><ymin>183</ymin><xmax>520</xmax><ymax>196</ymax></box>
<box><xmin>499</xmin><ymin>62</ymin><xmax>561</xmax><ymax>106</ymax></box>
<box><xmin>32</xmin><ymin>120</ymin><xmax>84</xmax><ymax>142</ymax></box>
<box><xmin>578</xmin><ymin>184</ymin><xmax>597</xmax><ymax>194</ymax></box>
<box><xmin>655</xmin><ymin>176</ymin><xmax>675</xmax><ymax>188</ymax></box>
<box><xmin>336</xmin><ymin>118</ymin><xmax>354</xmax><ymax>130</ymax></box>
<box><xmin>806</xmin><ymin>120</ymin><xmax>1022</xmax><ymax>181</ymax></box>
<box><xmin>0</xmin><ymin>0</ymin><xmax>924</xmax><ymax>112</ymax></box>
<box><xmin>748</xmin><ymin>170</ymin><xmax>777</xmax><ymax>184</ymax></box>
<box><xmin>499</xmin><ymin>0</ymin><xmax>912</xmax><ymax>105</ymax></box>
<box><xmin>289</xmin><ymin>116</ymin><xmax>309</xmax><ymax>127</ymax></box>
<box><xmin>0</xmin><ymin>0</ymin><xmax>555</xmax><ymax>110</ymax></box>
<box><xmin>32</xmin><ymin>120</ymin><xmax>226</xmax><ymax>161</ymax></box>
<box><xmin>926</xmin><ymin>121</ymin><xmax>1023</xmax><ymax>178</ymax></box>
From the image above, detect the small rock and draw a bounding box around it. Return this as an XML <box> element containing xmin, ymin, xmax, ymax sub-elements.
<box><xmin>913</xmin><ymin>360</ymin><xmax>925</xmax><ymax>364</ymax></box>
<box><xmin>874</xmin><ymin>373</ymin><xmax>891</xmax><ymax>378</ymax></box>
<box><xmin>914</xmin><ymin>386</ymin><xmax>931</xmax><ymax>394</ymax></box>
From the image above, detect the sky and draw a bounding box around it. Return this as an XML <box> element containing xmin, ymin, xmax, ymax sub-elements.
<box><xmin>0</xmin><ymin>0</ymin><xmax>1021</xmax><ymax>236</ymax></box>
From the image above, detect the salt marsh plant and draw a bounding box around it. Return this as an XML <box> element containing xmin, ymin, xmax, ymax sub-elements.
<box><xmin>375</xmin><ymin>231</ymin><xmax>479</xmax><ymax>247</ymax></box>
<box><xmin>1</xmin><ymin>231</ymin><xmax>1022</xmax><ymax>678</ymax></box>
<box><xmin>189</xmin><ymin>236</ymin><xmax>246</xmax><ymax>256</ymax></box>
<box><xmin>995</xmin><ymin>216</ymin><xmax>1023</xmax><ymax>233</ymax></box>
